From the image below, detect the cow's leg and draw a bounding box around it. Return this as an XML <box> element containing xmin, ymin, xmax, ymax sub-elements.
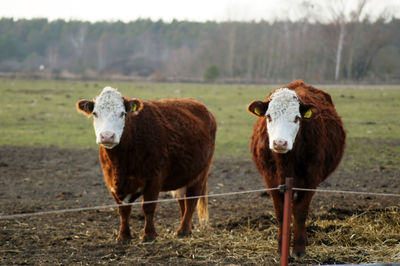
<box><xmin>176</xmin><ymin>182</ymin><xmax>203</xmax><ymax>237</ymax></box>
<box><xmin>117</xmin><ymin>205</ymin><xmax>132</xmax><ymax>242</ymax></box>
<box><xmin>176</xmin><ymin>164</ymin><xmax>210</xmax><ymax>237</ymax></box>
<box><xmin>270</xmin><ymin>190</ymin><xmax>285</xmax><ymax>254</ymax></box>
<box><xmin>141</xmin><ymin>190</ymin><xmax>159</xmax><ymax>242</ymax></box>
<box><xmin>292</xmin><ymin>190</ymin><xmax>314</xmax><ymax>257</ymax></box>
<box><xmin>172</xmin><ymin>187</ymin><xmax>186</xmax><ymax>218</ymax></box>
<box><xmin>178</xmin><ymin>199</ymin><xmax>185</xmax><ymax>217</ymax></box>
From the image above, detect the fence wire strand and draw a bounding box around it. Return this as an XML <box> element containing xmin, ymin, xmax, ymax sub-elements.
<box><xmin>293</xmin><ymin>187</ymin><xmax>400</xmax><ymax>198</ymax></box>
<box><xmin>1</xmin><ymin>186</ymin><xmax>399</xmax><ymax>220</ymax></box>
<box><xmin>0</xmin><ymin>187</ymin><xmax>279</xmax><ymax>220</ymax></box>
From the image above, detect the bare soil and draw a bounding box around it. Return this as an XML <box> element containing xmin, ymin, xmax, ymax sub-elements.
<box><xmin>0</xmin><ymin>146</ymin><xmax>399</xmax><ymax>265</ymax></box>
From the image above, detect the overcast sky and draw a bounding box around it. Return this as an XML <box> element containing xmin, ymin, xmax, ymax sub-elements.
<box><xmin>1</xmin><ymin>0</ymin><xmax>399</xmax><ymax>22</ymax></box>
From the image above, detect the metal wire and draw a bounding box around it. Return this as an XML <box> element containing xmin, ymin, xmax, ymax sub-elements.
<box><xmin>1</xmin><ymin>185</ymin><xmax>399</xmax><ymax>220</ymax></box>
<box><xmin>0</xmin><ymin>187</ymin><xmax>279</xmax><ymax>220</ymax></box>
<box><xmin>293</xmin><ymin>187</ymin><xmax>400</xmax><ymax>198</ymax></box>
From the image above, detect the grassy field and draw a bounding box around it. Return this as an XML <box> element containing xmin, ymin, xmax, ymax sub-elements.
<box><xmin>0</xmin><ymin>78</ymin><xmax>399</xmax><ymax>166</ymax></box>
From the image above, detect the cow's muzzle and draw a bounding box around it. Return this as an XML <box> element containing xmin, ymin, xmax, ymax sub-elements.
<box><xmin>98</xmin><ymin>131</ymin><xmax>118</xmax><ymax>149</ymax></box>
<box><xmin>272</xmin><ymin>139</ymin><xmax>289</xmax><ymax>153</ymax></box>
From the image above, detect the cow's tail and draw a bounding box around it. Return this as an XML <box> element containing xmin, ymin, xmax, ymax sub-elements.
<box><xmin>197</xmin><ymin>180</ymin><xmax>209</xmax><ymax>226</ymax></box>
<box><xmin>197</xmin><ymin>163</ymin><xmax>210</xmax><ymax>226</ymax></box>
<box><xmin>197</xmin><ymin>115</ymin><xmax>215</xmax><ymax>226</ymax></box>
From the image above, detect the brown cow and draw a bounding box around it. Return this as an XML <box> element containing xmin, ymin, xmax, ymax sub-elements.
<box><xmin>247</xmin><ymin>80</ymin><xmax>345</xmax><ymax>256</ymax></box>
<box><xmin>76</xmin><ymin>87</ymin><xmax>216</xmax><ymax>242</ymax></box>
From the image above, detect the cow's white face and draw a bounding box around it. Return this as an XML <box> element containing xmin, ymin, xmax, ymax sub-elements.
<box><xmin>91</xmin><ymin>87</ymin><xmax>127</xmax><ymax>149</ymax></box>
<box><xmin>76</xmin><ymin>87</ymin><xmax>143</xmax><ymax>149</ymax></box>
<box><xmin>265</xmin><ymin>89</ymin><xmax>301</xmax><ymax>153</ymax></box>
<box><xmin>248</xmin><ymin>88</ymin><xmax>318</xmax><ymax>154</ymax></box>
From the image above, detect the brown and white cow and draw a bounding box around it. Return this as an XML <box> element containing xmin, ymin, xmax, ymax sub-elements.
<box><xmin>247</xmin><ymin>80</ymin><xmax>345</xmax><ymax>256</ymax></box>
<box><xmin>76</xmin><ymin>87</ymin><xmax>216</xmax><ymax>242</ymax></box>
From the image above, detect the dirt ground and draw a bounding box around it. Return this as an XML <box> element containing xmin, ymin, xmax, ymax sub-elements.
<box><xmin>1</xmin><ymin>146</ymin><xmax>399</xmax><ymax>265</ymax></box>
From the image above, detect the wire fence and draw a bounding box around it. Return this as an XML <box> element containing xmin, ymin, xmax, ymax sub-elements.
<box><xmin>293</xmin><ymin>187</ymin><xmax>400</xmax><ymax>198</ymax></box>
<box><xmin>1</xmin><ymin>186</ymin><xmax>399</xmax><ymax>220</ymax></box>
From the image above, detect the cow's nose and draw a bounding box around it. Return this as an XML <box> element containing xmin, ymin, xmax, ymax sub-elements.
<box><xmin>100</xmin><ymin>131</ymin><xmax>116</xmax><ymax>143</ymax></box>
<box><xmin>273</xmin><ymin>139</ymin><xmax>288</xmax><ymax>150</ymax></box>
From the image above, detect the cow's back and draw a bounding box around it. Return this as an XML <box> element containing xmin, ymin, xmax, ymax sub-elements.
<box><xmin>156</xmin><ymin>98</ymin><xmax>216</xmax><ymax>185</ymax></box>
<box><xmin>121</xmin><ymin>98</ymin><xmax>216</xmax><ymax>191</ymax></box>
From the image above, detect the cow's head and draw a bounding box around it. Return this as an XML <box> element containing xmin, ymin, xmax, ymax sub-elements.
<box><xmin>248</xmin><ymin>88</ymin><xmax>319</xmax><ymax>154</ymax></box>
<box><xmin>76</xmin><ymin>87</ymin><xmax>143</xmax><ymax>149</ymax></box>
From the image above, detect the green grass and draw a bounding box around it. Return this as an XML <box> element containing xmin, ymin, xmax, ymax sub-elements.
<box><xmin>1</xmin><ymin>79</ymin><xmax>399</xmax><ymax>165</ymax></box>
<box><xmin>331</xmin><ymin>88</ymin><xmax>400</xmax><ymax>139</ymax></box>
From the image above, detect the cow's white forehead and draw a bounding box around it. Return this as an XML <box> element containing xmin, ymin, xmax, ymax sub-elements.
<box><xmin>268</xmin><ymin>88</ymin><xmax>300</xmax><ymax>117</ymax></box>
<box><xmin>94</xmin><ymin>87</ymin><xmax>124</xmax><ymax>111</ymax></box>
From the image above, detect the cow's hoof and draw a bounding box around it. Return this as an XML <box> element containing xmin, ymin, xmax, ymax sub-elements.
<box><xmin>176</xmin><ymin>229</ymin><xmax>191</xmax><ymax>237</ymax></box>
<box><xmin>294</xmin><ymin>251</ymin><xmax>306</xmax><ymax>258</ymax></box>
<box><xmin>142</xmin><ymin>235</ymin><xmax>156</xmax><ymax>242</ymax></box>
<box><xmin>116</xmin><ymin>235</ymin><xmax>131</xmax><ymax>243</ymax></box>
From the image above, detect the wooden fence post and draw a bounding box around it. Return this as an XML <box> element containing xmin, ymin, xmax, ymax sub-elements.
<box><xmin>280</xmin><ymin>177</ymin><xmax>294</xmax><ymax>266</ymax></box>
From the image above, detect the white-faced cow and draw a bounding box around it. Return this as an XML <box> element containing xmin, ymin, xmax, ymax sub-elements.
<box><xmin>247</xmin><ymin>80</ymin><xmax>345</xmax><ymax>256</ymax></box>
<box><xmin>76</xmin><ymin>87</ymin><xmax>216</xmax><ymax>242</ymax></box>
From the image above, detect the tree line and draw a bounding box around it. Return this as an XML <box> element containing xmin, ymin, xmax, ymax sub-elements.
<box><xmin>0</xmin><ymin>17</ymin><xmax>399</xmax><ymax>83</ymax></box>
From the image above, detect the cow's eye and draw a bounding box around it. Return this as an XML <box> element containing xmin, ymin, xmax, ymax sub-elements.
<box><xmin>120</xmin><ymin>112</ymin><xmax>127</xmax><ymax>118</ymax></box>
<box><xmin>92</xmin><ymin>112</ymin><xmax>98</xmax><ymax>118</ymax></box>
<box><xmin>294</xmin><ymin>115</ymin><xmax>301</xmax><ymax>123</ymax></box>
<box><xmin>266</xmin><ymin>114</ymin><xmax>272</xmax><ymax>122</ymax></box>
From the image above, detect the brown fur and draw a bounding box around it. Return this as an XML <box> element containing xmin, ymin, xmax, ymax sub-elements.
<box><xmin>249</xmin><ymin>80</ymin><xmax>346</xmax><ymax>256</ymax></box>
<box><xmin>78</xmin><ymin>96</ymin><xmax>216</xmax><ymax>242</ymax></box>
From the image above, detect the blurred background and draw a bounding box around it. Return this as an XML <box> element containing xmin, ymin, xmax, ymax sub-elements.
<box><xmin>1</xmin><ymin>0</ymin><xmax>399</xmax><ymax>83</ymax></box>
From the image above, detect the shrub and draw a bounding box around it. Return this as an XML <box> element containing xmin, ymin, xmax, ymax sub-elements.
<box><xmin>203</xmin><ymin>64</ymin><xmax>220</xmax><ymax>82</ymax></box>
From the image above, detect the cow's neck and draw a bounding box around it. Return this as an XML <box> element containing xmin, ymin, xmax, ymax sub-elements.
<box><xmin>100</xmin><ymin>144</ymin><xmax>125</xmax><ymax>165</ymax></box>
<box><xmin>273</xmin><ymin>152</ymin><xmax>297</xmax><ymax>183</ymax></box>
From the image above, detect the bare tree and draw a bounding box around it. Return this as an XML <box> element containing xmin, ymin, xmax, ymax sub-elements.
<box><xmin>227</xmin><ymin>23</ymin><xmax>236</xmax><ymax>78</ymax></box>
<box><xmin>335</xmin><ymin>12</ymin><xmax>346</xmax><ymax>81</ymax></box>
<box><xmin>70</xmin><ymin>24</ymin><xmax>88</xmax><ymax>58</ymax></box>
<box><xmin>323</xmin><ymin>0</ymin><xmax>348</xmax><ymax>81</ymax></box>
<box><xmin>345</xmin><ymin>0</ymin><xmax>368</xmax><ymax>80</ymax></box>
<box><xmin>97</xmin><ymin>33</ymin><xmax>109</xmax><ymax>72</ymax></box>
<box><xmin>69</xmin><ymin>23</ymin><xmax>88</xmax><ymax>73</ymax></box>
<box><xmin>301</xmin><ymin>0</ymin><xmax>370</xmax><ymax>81</ymax></box>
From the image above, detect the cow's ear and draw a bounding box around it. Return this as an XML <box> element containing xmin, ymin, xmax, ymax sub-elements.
<box><xmin>300</xmin><ymin>103</ymin><xmax>320</xmax><ymax>119</ymax></box>
<box><xmin>76</xmin><ymin>100</ymin><xmax>94</xmax><ymax>117</ymax></box>
<box><xmin>248</xmin><ymin>100</ymin><xmax>269</xmax><ymax>117</ymax></box>
<box><xmin>124</xmin><ymin>98</ymin><xmax>143</xmax><ymax>114</ymax></box>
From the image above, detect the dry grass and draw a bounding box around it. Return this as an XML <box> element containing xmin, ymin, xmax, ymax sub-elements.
<box><xmin>121</xmin><ymin>206</ymin><xmax>400</xmax><ymax>265</ymax></box>
<box><xmin>1</xmin><ymin>204</ymin><xmax>399</xmax><ymax>265</ymax></box>
<box><xmin>296</xmin><ymin>207</ymin><xmax>400</xmax><ymax>265</ymax></box>
<box><xmin>171</xmin><ymin>207</ymin><xmax>400</xmax><ymax>265</ymax></box>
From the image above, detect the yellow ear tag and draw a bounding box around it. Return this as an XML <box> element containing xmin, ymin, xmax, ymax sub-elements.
<box><xmin>303</xmin><ymin>109</ymin><xmax>312</xmax><ymax>118</ymax></box>
<box><xmin>132</xmin><ymin>104</ymin><xmax>137</xmax><ymax>112</ymax></box>
<box><xmin>254</xmin><ymin>107</ymin><xmax>262</xmax><ymax>116</ymax></box>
